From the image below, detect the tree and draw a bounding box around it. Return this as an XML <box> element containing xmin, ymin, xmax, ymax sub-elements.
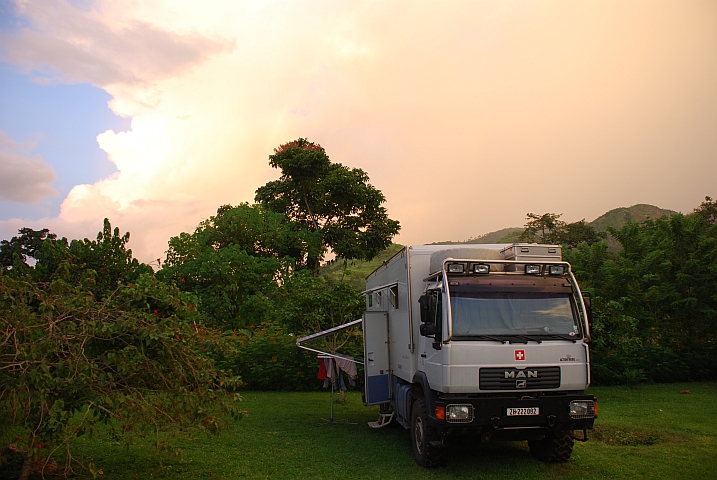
<box><xmin>158</xmin><ymin>204</ymin><xmax>301</xmax><ymax>328</ymax></box>
<box><xmin>519</xmin><ymin>213</ymin><xmax>566</xmax><ymax>244</ymax></box>
<box><xmin>274</xmin><ymin>272</ymin><xmax>364</xmax><ymax>339</ymax></box>
<box><xmin>559</xmin><ymin>220</ymin><xmax>606</xmax><ymax>248</ymax></box>
<box><xmin>32</xmin><ymin>219</ymin><xmax>152</xmax><ymax>300</ymax></box>
<box><xmin>519</xmin><ymin>213</ymin><xmax>605</xmax><ymax>248</ymax></box>
<box><xmin>566</xmin><ymin>202</ymin><xmax>717</xmax><ymax>385</ymax></box>
<box><xmin>0</xmin><ymin>228</ymin><xmax>57</xmax><ymax>268</ymax></box>
<box><xmin>694</xmin><ymin>196</ymin><xmax>717</xmax><ymax>226</ymax></box>
<box><xmin>157</xmin><ymin>202</ymin><xmax>366</xmax><ymax>392</ymax></box>
<box><xmin>255</xmin><ymin>138</ymin><xmax>400</xmax><ymax>275</ymax></box>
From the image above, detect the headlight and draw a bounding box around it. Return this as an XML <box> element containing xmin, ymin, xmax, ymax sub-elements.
<box><xmin>569</xmin><ymin>400</ymin><xmax>595</xmax><ymax>419</ymax></box>
<box><xmin>446</xmin><ymin>404</ymin><xmax>474</xmax><ymax>423</ymax></box>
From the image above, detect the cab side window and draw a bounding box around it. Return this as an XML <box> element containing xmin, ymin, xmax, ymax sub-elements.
<box><xmin>429</xmin><ymin>290</ymin><xmax>442</xmax><ymax>338</ymax></box>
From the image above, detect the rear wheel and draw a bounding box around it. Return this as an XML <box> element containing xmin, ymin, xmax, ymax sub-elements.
<box><xmin>528</xmin><ymin>430</ymin><xmax>574</xmax><ymax>463</ymax></box>
<box><xmin>411</xmin><ymin>399</ymin><xmax>443</xmax><ymax>467</ymax></box>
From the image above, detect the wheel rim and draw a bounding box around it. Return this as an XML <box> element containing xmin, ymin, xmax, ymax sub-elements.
<box><xmin>414</xmin><ymin>415</ymin><xmax>425</xmax><ymax>455</ymax></box>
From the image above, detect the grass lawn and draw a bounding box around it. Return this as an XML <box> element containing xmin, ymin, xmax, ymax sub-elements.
<box><xmin>46</xmin><ymin>382</ymin><xmax>717</xmax><ymax>479</ymax></box>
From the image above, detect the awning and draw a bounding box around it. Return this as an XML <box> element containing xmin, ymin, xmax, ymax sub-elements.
<box><xmin>296</xmin><ymin>318</ymin><xmax>364</xmax><ymax>364</ymax></box>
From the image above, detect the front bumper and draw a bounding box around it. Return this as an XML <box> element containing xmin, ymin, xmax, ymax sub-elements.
<box><xmin>430</xmin><ymin>392</ymin><xmax>596</xmax><ymax>439</ymax></box>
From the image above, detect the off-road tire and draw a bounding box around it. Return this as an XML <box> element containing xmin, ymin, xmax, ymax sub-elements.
<box><xmin>411</xmin><ymin>399</ymin><xmax>444</xmax><ymax>468</ymax></box>
<box><xmin>528</xmin><ymin>430</ymin><xmax>574</xmax><ymax>463</ymax></box>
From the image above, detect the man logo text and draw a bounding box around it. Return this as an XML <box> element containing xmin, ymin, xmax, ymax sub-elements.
<box><xmin>505</xmin><ymin>370</ymin><xmax>538</xmax><ymax>379</ymax></box>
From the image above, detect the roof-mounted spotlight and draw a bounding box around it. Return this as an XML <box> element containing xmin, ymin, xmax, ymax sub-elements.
<box><xmin>447</xmin><ymin>263</ymin><xmax>465</xmax><ymax>274</ymax></box>
<box><xmin>473</xmin><ymin>263</ymin><xmax>490</xmax><ymax>274</ymax></box>
<box><xmin>549</xmin><ymin>265</ymin><xmax>565</xmax><ymax>275</ymax></box>
<box><xmin>525</xmin><ymin>264</ymin><xmax>541</xmax><ymax>275</ymax></box>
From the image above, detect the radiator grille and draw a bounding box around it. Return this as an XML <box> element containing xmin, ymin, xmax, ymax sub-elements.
<box><xmin>479</xmin><ymin>366</ymin><xmax>560</xmax><ymax>390</ymax></box>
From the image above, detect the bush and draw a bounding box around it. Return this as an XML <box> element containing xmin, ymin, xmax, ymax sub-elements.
<box><xmin>214</xmin><ymin>322</ymin><xmax>364</xmax><ymax>392</ymax></box>
<box><xmin>0</xmin><ymin>271</ymin><xmax>243</xmax><ymax>478</ymax></box>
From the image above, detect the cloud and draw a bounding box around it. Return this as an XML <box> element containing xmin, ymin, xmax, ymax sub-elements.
<box><xmin>1</xmin><ymin>0</ymin><xmax>716</xmax><ymax>263</ymax></box>
<box><xmin>0</xmin><ymin>132</ymin><xmax>58</xmax><ymax>203</ymax></box>
<box><xmin>0</xmin><ymin>0</ymin><xmax>233</xmax><ymax>113</ymax></box>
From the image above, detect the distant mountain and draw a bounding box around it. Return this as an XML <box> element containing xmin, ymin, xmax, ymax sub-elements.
<box><xmin>430</xmin><ymin>227</ymin><xmax>523</xmax><ymax>245</ymax></box>
<box><xmin>588</xmin><ymin>204</ymin><xmax>677</xmax><ymax>232</ymax></box>
<box><xmin>434</xmin><ymin>203</ymin><xmax>677</xmax><ymax>246</ymax></box>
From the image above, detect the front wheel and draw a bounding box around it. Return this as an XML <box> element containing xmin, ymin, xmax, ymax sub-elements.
<box><xmin>528</xmin><ymin>430</ymin><xmax>574</xmax><ymax>463</ymax></box>
<box><xmin>411</xmin><ymin>399</ymin><xmax>443</xmax><ymax>467</ymax></box>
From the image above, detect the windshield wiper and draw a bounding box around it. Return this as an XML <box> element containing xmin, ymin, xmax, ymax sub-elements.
<box><xmin>469</xmin><ymin>335</ymin><xmax>510</xmax><ymax>343</ymax></box>
<box><xmin>455</xmin><ymin>334</ymin><xmax>577</xmax><ymax>343</ymax></box>
<box><xmin>535</xmin><ymin>333</ymin><xmax>578</xmax><ymax>342</ymax></box>
<box><xmin>506</xmin><ymin>335</ymin><xmax>543</xmax><ymax>344</ymax></box>
<box><xmin>465</xmin><ymin>335</ymin><xmax>540</xmax><ymax>344</ymax></box>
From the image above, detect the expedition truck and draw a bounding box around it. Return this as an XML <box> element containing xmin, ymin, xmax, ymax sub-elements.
<box><xmin>361</xmin><ymin>243</ymin><xmax>597</xmax><ymax>467</ymax></box>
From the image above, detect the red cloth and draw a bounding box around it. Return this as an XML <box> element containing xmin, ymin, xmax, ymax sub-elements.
<box><xmin>317</xmin><ymin>358</ymin><xmax>327</xmax><ymax>380</ymax></box>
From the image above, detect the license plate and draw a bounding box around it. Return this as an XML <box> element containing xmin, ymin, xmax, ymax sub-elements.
<box><xmin>507</xmin><ymin>407</ymin><xmax>540</xmax><ymax>416</ymax></box>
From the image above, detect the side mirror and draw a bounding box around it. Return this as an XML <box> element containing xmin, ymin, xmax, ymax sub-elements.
<box><xmin>419</xmin><ymin>323</ymin><xmax>436</xmax><ymax>337</ymax></box>
<box><xmin>418</xmin><ymin>294</ymin><xmax>432</xmax><ymax>323</ymax></box>
<box><xmin>582</xmin><ymin>291</ymin><xmax>593</xmax><ymax>332</ymax></box>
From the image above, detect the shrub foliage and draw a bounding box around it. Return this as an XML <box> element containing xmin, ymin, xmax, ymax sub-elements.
<box><xmin>565</xmin><ymin>197</ymin><xmax>717</xmax><ymax>384</ymax></box>
<box><xmin>0</xmin><ymin>225</ymin><xmax>242</xmax><ymax>480</ymax></box>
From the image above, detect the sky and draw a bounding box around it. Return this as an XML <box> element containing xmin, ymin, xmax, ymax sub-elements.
<box><xmin>1</xmin><ymin>0</ymin><xmax>716</xmax><ymax>264</ymax></box>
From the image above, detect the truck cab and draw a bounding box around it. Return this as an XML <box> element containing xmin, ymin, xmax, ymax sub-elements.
<box><xmin>362</xmin><ymin>244</ymin><xmax>596</xmax><ymax>467</ymax></box>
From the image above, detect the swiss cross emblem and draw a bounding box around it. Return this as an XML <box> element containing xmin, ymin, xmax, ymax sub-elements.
<box><xmin>515</xmin><ymin>349</ymin><xmax>526</xmax><ymax>361</ymax></box>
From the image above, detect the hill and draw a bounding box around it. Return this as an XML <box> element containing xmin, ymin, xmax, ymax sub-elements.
<box><xmin>588</xmin><ymin>204</ymin><xmax>677</xmax><ymax>232</ymax></box>
<box><xmin>430</xmin><ymin>227</ymin><xmax>523</xmax><ymax>245</ymax></box>
<box><xmin>433</xmin><ymin>203</ymin><xmax>677</xmax><ymax>247</ymax></box>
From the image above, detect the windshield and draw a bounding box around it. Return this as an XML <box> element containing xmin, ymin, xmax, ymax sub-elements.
<box><xmin>450</xmin><ymin>292</ymin><xmax>579</xmax><ymax>336</ymax></box>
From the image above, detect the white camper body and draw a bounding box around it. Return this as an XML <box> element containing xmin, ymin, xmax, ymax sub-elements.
<box><xmin>362</xmin><ymin>244</ymin><xmax>596</xmax><ymax>467</ymax></box>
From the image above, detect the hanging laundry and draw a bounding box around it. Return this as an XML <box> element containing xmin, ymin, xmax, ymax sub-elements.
<box><xmin>336</xmin><ymin>368</ymin><xmax>348</xmax><ymax>392</ymax></box>
<box><xmin>319</xmin><ymin>356</ymin><xmax>355</xmax><ymax>390</ymax></box>
<box><xmin>322</xmin><ymin>358</ymin><xmax>335</xmax><ymax>388</ymax></box>
<box><xmin>317</xmin><ymin>358</ymin><xmax>327</xmax><ymax>380</ymax></box>
<box><xmin>334</xmin><ymin>355</ymin><xmax>358</xmax><ymax>380</ymax></box>
<box><xmin>325</xmin><ymin>357</ymin><xmax>337</xmax><ymax>383</ymax></box>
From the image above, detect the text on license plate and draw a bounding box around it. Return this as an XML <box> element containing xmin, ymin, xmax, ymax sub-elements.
<box><xmin>507</xmin><ymin>407</ymin><xmax>540</xmax><ymax>416</ymax></box>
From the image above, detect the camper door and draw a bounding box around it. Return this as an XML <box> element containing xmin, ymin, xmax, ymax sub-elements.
<box><xmin>363</xmin><ymin>311</ymin><xmax>390</xmax><ymax>405</ymax></box>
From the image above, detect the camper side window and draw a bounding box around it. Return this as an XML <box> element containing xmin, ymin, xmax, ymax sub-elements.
<box><xmin>376</xmin><ymin>291</ymin><xmax>382</xmax><ymax>307</ymax></box>
<box><xmin>390</xmin><ymin>285</ymin><xmax>399</xmax><ymax>309</ymax></box>
<box><xmin>367</xmin><ymin>294</ymin><xmax>373</xmax><ymax>308</ymax></box>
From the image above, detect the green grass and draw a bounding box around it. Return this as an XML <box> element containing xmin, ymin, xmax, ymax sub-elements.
<box><xmin>37</xmin><ymin>382</ymin><xmax>717</xmax><ymax>479</ymax></box>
